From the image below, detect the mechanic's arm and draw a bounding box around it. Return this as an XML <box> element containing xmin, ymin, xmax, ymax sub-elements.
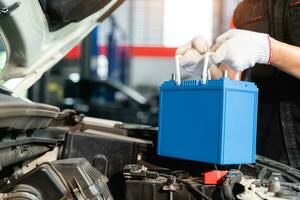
<box><xmin>211</xmin><ymin>29</ymin><xmax>300</xmax><ymax>79</ymax></box>
<box><xmin>270</xmin><ymin>38</ymin><xmax>300</xmax><ymax>78</ymax></box>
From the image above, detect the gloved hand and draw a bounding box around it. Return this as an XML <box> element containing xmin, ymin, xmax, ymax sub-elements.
<box><xmin>211</xmin><ymin>29</ymin><xmax>271</xmax><ymax>72</ymax></box>
<box><xmin>176</xmin><ymin>36</ymin><xmax>211</xmax><ymax>75</ymax></box>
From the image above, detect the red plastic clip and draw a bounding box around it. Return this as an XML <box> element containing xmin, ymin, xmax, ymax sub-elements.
<box><xmin>203</xmin><ymin>170</ymin><xmax>227</xmax><ymax>185</ymax></box>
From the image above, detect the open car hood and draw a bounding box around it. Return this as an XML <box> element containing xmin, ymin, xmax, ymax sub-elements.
<box><xmin>0</xmin><ymin>0</ymin><xmax>124</xmax><ymax>96</ymax></box>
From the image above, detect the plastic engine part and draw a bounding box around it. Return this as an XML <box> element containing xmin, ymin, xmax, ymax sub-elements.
<box><xmin>0</xmin><ymin>162</ymin><xmax>70</xmax><ymax>199</ymax></box>
<box><xmin>52</xmin><ymin>158</ymin><xmax>113</xmax><ymax>200</ymax></box>
<box><xmin>203</xmin><ymin>170</ymin><xmax>228</xmax><ymax>185</ymax></box>
<box><xmin>0</xmin><ymin>158</ymin><xmax>112</xmax><ymax>200</ymax></box>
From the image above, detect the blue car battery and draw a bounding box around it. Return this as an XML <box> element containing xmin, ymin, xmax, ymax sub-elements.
<box><xmin>157</xmin><ymin>78</ymin><xmax>259</xmax><ymax>165</ymax></box>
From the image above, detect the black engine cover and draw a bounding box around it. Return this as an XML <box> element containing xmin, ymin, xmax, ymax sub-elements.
<box><xmin>61</xmin><ymin>131</ymin><xmax>151</xmax><ymax>199</ymax></box>
<box><xmin>0</xmin><ymin>158</ymin><xmax>112</xmax><ymax>200</ymax></box>
<box><xmin>52</xmin><ymin>158</ymin><xmax>113</xmax><ymax>200</ymax></box>
<box><xmin>0</xmin><ymin>163</ymin><xmax>70</xmax><ymax>199</ymax></box>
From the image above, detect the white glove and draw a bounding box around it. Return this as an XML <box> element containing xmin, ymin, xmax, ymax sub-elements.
<box><xmin>211</xmin><ymin>29</ymin><xmax>271</xmax><ymax>72</ymax></box>
<box><xmin>176</xmin><ymin>36</ymin><xmax>211</xmax><ymax>75</ymax></box>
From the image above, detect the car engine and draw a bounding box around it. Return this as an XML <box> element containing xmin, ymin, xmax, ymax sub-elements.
<box><xmin>0</xmin><ymin>105</ymin><xmax>298</xmax><ymax>200</ymax></box>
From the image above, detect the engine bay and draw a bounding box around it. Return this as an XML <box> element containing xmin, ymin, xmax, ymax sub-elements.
<box><xmin>0</xmin><ymin>106</ymin><xmax>298</xmax><ymax>200</ymax></box>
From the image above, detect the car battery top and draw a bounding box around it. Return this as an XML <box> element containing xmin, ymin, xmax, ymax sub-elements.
<box><xmin>157</xmin><ymin>77</ymin><xmax>259</xmax><ymax>165</ymax></box>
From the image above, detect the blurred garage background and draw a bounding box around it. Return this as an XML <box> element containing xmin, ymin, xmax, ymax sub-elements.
<box><xmin>28</xmin><ymin>0</ymin><xmax>242</xmax><ymax>126</ymax></box>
